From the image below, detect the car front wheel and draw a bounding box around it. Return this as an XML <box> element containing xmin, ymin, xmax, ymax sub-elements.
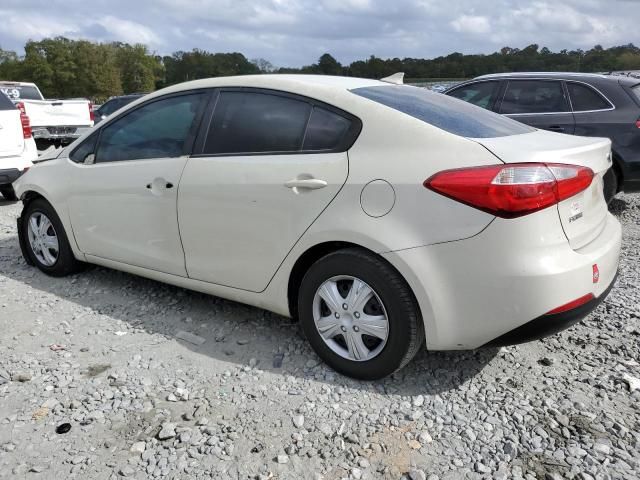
<box><xmin>298</xmin><ymin>248</ymin><xmax>424</xmax><ymax>380</ymax></box>
<box><xmin>21</xmin><ymin>198</ymin><xmax>83</xmax><ymax>277</ymax></box>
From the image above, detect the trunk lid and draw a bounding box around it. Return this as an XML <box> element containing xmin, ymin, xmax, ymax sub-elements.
<box><xmin>22</xmin><ymin>99</ymin><xmax>92</xmax><ymax>128</ymax></box>
<box><xmin>474</xmin><ymin>130</ymin><xmax>611</xmax><ymax>250</ymax></box>
<box><xmin>0</xmin><ymin>109</ymin><xmax>25</xmax><ymax>158</ymax></box>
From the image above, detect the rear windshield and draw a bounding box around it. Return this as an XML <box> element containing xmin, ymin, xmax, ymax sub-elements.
<box><xmin>351</xmin><ymin>85</ymin><xmax>535</xmax><ymax>138</ymax></box>
<box><xmin>0</xmin><ymin>85</ymin><xmax>43</xmax><ymax>101</ymax></box>
<box><xmin>0</xmin><ymin>91</ymin><xmax>16</xmax><ymax>111</ymax></box>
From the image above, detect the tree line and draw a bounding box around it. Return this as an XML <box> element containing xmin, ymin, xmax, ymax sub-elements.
<box><xmin>1</xmin><ymin>37</ymin><xmax>639</xmax><ymax>101</ymax></box>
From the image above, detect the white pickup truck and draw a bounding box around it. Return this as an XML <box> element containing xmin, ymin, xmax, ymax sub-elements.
<box><xmin>0</xmin><ymin>81</ymin><xmax>94</xmax><ymax>148</ymax></box>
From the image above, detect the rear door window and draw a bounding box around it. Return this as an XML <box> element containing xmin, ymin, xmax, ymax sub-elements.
<box><xmin>567</xmin><ymin>82</ymin><xmax>612</xmax><ymax>111</ymax></box>
<box><xmin>352</xmin><ymin>85</ymin><xmax>534</xmax><ymax>138</ymax></box>
<box><xmin>203</xmin><ymin>91</ymin><xmax>311</xmax><ymax>155</ymax></box>
<box><xmin>499</xmin><ymin>80</ymin><xmax>569</xmax><ymax>114</ymax></box>
<box><xmin>302</xmin><ymin>107</ymin><xmax>352</xmax><ymax>151</ymax></box>
<box><xmin>447</xmin><ymin>81</ymin><xmax>500</xmax><ymax>110</ymax></box>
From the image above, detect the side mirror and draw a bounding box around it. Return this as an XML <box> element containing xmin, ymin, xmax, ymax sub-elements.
<box><xmin>84</xmin><ymin>153</ymin><xmax>95</xmax><ymax>165</ymax></box>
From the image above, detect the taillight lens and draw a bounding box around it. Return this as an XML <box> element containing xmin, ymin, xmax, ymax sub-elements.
<box><xmin>16</xmin><ymin>102</ymin><xmax>32</xmax><ymax>139</ymax></box>
<box><xmin>424</xmin><ymin>163</ymin><xmax>594</xmax><ymax>218</ymax></box>
<box><xmin>635</xmin><ymin>118</ymin><xmax>640</xmax><ymax>129</ymax></box>
<box><xmin>89</xmin><ymin>102</ymin><xmax>94</xmax><ymax>123</ymax></box>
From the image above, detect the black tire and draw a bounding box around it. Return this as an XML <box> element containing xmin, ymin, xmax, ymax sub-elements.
<box><xmin>21</xmin><ymin>198</ymin><xmax>83</xmax><ymax>277</ymax></box>
<box><xmin>603</xmin><ymin>167</ymin><xmax>618</xmax><ymax>205</ymax></box>
<box><xmin>0</xmin><ymin>186</ymin><xmax>17</xmax><ymax>201</ymax></box>
<box><xmin>298</xmin><ymin>248</ymin><xmax>424</xmax><ymax>380</ymax></box>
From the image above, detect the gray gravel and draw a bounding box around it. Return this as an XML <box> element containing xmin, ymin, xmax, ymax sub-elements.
<box><xmin>1</xmin><ymin>194</ymin><xmax>639</xmax><ymax>480</ymax></box>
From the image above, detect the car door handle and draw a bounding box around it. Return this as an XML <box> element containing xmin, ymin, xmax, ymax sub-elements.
<box><xmin>146</xmin><ymin>179</ymin><xmax>174</xmax><ymax>189</ymax></box>
<box><xmin>547</xmin><ymin>125</ymin><xmax>565</xmax><ymax>132</ymax></box>
<box><xmin>284</xmin><ymin>178</ymin><xmax>328</xmax><ymax>190</ymax></box>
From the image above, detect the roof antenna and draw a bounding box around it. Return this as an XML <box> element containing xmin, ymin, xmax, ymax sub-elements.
<box><xmin>380</xmin><ymin>72</ymin><xmax>404</xmax><ymax>85</ymax></box>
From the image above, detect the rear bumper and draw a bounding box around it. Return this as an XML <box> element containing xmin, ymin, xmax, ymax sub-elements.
<box><xmin>0</xmin><ymin>168</ymin><xmax>25</xmax><ymax>186</ymax></box>
<box><xmin>381</xmin><ymin>207</ymin><xmax>622</xmax><ymax>350</ymax></box>
<box><xmin>32</xmin><ymin>126</ymin><xmax>92</xmax><ymax>141</ymax></box>
<box><xmin>484</xmin><ymin>270</ymin><xmax>617</xmax><ymax>347</ymax></box>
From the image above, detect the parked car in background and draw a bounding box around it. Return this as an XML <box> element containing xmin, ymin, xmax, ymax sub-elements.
<box><xmin>13</xmin><ymin>75</ymin><xmax>621</xmax><ymax>379</ymax></box>
<box><xmin>93</xmin><ymin>94</ymin><xmax>146</xmax><ymax>124</ymax></box>
<box><xmin>0</xmin><ymin>81</ymin><xmax>94</xmax><ymax>149</ymax></box>
<box><xmin>445</xmin><ymin>73</ymin><xmax>640</xmax><ymax>202</ymax></box>
<box><xmin>0</xmin><ymin>92</ymin><xmax>37</xmax><ymax>200</ymax></box>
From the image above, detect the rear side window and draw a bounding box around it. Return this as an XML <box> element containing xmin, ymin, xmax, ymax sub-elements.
<box><xmin>632</xmin><ymin>84</ymin><xmax>640</xmax><ymax>103</ymax></box>
<box><xmin>0</xmin><ymin>92</ymin><xmax>15</xmax><ymax>110</ymax></box>
<box><xmin>303</xmin><ymin>107</ymin><xmax>352</xmax><ymax>150</ymax></box>
<box><xmin>96</xmin><ymin>92</ymin><xmax>205</xmax><ymax>163</ymax></box>
<box><xmin>567</xmin><ymin>82</ymin><xmax>612</xmax><ymax>111</ymax></box>
<box><xmin>0</xmin><ymin>85</ymin><xmax>42</xmax><ymax>101</ymax></box>
<box><xmin>500</xmin><ymin>80</ymin><xmax>569</xmax><ymax>114</ymax></box>
<box><xmin>352</xmin><ymin>85</ymin><xmax>534</xmax><ymax>138</ymax></box>
<box><xmin>204</xmin><ymin>92</ymin><xmax>311</xmax><ymax>154</ymax></box>
<box><xmin>447</xmin><ymin>81</ymin><xmax>500</xmax><ymax>110</ymax></box>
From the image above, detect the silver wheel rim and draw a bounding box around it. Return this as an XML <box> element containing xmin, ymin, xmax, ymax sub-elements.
<box><xmin>27</xmin><ymin>212</ymin><xmax>59</xmax><ymax>267</ymax></box>
<box><xmin>313</xmin><ymin>275</ymin><xmax>389</xmax><ymax>362</ymax></box>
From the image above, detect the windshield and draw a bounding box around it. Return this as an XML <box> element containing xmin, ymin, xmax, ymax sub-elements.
<box><xmin>0</xmin><ymin>85</ymin><xmax>43</xmax><ymax>101</ymax></box>
<box><xmin>351</xmin><ymin>85</ymin><xmax>535</xmax><ymax>138</ymax></box>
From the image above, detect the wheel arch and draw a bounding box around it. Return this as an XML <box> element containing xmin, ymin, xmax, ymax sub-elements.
<box><xmin>286</xmin><ymin>241</ymin><xmax>423</xmax><ymax>322</ymax></box>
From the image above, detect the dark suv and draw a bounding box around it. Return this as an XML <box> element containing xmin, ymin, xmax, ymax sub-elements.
<box><xmin>445</xmin><ymin>73</ymin><xmax>640</xmax><ymax>201</ymax></box>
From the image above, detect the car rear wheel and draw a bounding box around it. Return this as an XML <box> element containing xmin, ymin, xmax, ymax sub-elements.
<box><xmin>21</xmin><ymin>199</ymin><xmax>83</xmax><ymax>276</ymax></box>
<box><xmin>298</xmin><ymin>248</ymin><xmax>424</xmax><ymax>380</ymax></box>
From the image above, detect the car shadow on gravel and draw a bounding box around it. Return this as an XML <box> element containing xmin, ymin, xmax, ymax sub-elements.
<box><xmin>0</xmin><ymin>234</ymin><xmax>498</xmax><ymax>394</ymax></box>
<box><xmin>608</xmin><ymin>197</ymin><xmax>629</xmax><ymax>216</ymax></box>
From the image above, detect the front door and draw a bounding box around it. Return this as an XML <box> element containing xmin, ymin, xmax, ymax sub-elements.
<box><xmin>178</xmin><ymin>89</ymin><xmax>356</xmax><ymax>292</ymax></box>
<box><xmin>67</xmin><ymin>91</ymin><xmax>208</xmax><ymax>276</ymax></box>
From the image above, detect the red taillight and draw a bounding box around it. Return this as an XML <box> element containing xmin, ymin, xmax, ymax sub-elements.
<box><xmin>424</xmin><ymin>163</ymin><xmax>594</xmax><ymax>218</ymax></box>
<box><xmin>89</xmin><ymin>102</ymin><xmax>94</xmax><ymax>123</ymax></box>
<box><xmin>16</xmin><ymin>102</ymin><xmax>32</xmax><ymax>139</ymax></box>
<box><xmin>635</xmin><ymin>118</ymin><xmax>640</xmax><ymax>129</ymax></box>
<box><xmin>546</xmin><ymin>293</ymin><xmax>595</xmax><ymax>315</ymax></box>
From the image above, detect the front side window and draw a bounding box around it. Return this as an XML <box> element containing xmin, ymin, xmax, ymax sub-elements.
<box><xmin>204</xmin><ymin>91</ymin><xmax>312</xmax><ymax>155</ymax></box>
<box><xmin>69</xmin><ymin>133</ymin><xmax>98</xmax><ymax>163</ymax></box>
<box><xmin>447</xmin><ymin>81</ymin><xmax>500</xmax><ymax>110</ymax></box>
<box><xmin>352</xmin><ymin>85</ymin><xmax>534</xmax><ymax>138</ymax></box>
<box><xmin>96</xmin><ymin>92</ymin><xmax>205</xmax><ymax>163</ymax></box>
<box><xmin>567</xmin><ymin>82</ymin><xmax>612</xmax><ymax>111</ymax></box>
<box><xmin>500</xmin><ymin>80</ymin><xmax>569</xmax><ymax>114</ymax></box>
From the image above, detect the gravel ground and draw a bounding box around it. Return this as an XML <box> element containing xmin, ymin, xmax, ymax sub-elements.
<box><xmin>1</xmin><ymin>195</ymin><xmax>639</xmax><ymax>480</ymax></box>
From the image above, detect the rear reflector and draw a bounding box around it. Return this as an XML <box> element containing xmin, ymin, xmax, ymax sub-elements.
<box><xmin>545</xmin><ymin>293</ymin><xmax>595</xmax><ymax>315</ymax></box>
<box><xmin>424</xmin><ymin>163</ymin><xmax>594</xmax><ymax>218</ymax></box>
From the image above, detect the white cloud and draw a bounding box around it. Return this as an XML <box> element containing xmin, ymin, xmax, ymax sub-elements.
<box><xmin>0</xmin><ymin>0</ymin><xmax>638</xmax><ymax>66</ymax></box>
<box><xmin>450</xmin><ymin>15</ymin><xmax>491</xmax><ymax>34</ymax></box>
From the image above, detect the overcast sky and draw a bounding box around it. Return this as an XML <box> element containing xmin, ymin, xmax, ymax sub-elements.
<box><xmin>0</xmin><ymin>0</ymin><xmax>638</xmax><ymax>67</ymax></box>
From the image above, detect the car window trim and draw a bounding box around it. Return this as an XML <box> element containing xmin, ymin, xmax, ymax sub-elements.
<box><xmin>497</xmin><ymin>79</ymin><xmax>572</xmax><ymax>116</ymax></box>
<box><xmin>191</xmin><ymin>87</ymin><xmax>362</xmax><ymax>158</ymax></box>
<box><xmin>564</xmin><ymin>80</ymin><xmax>616</xmax><ymax>114</ymax></box>
<box><xmin>87</xmin><ymin>89</ymin><xmax>213</xmax><ymax>165</ymax></box>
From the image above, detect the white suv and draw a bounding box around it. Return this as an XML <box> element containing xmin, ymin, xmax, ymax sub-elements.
<box><xmin>0</xmin><ymin>92</ymin><xmax>37</xmax><ymax>200</ymax></box>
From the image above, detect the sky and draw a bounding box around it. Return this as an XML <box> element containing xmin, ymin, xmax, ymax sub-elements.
<box><xmin>0</xmin><ymin>0</ymin><xmax>638</xmax><ymax>67</ymax></box>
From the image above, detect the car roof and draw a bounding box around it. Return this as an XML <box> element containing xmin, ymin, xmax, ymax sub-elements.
<box><xmin>146</xmin><ymin>74</ymin><xmax>384</xmax><ymax>100</ymax></box>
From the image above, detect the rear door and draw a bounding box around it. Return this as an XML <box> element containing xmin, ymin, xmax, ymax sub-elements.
<box><xmin>0</xmin><ymin>92</ymin><xmax>24</xmax><ymax>158</ymax></box>
<box><xmin>178</xmin><ymin>89</ymin><xmax>357</xmax><ymax>292</ymax></box>
<box><xmin>498</xmin><ymin>79</ymin><xmax>576</xmax><ymax>134</ymax></box>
